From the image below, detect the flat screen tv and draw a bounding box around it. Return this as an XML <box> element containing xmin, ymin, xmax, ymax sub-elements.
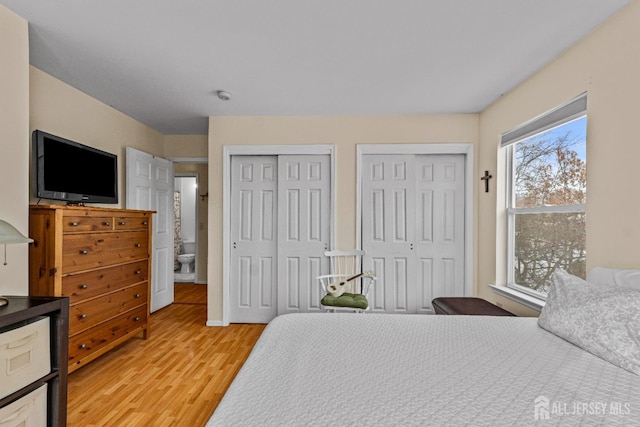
<box><xmin>33</xmin><ymin>130</ymin><xmax>118</xmax><ymax>204</ymax></box>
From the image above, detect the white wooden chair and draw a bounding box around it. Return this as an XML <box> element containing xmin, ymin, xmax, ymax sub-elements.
<box><xmin>318</xmin><ymin>250</ymin><xmax>376</xmax><ymax>313</ymax></box>
<box><xmin>325</xmin><ymin>249</ymin><xmax>365</xmax><ymax>276</ymax></box>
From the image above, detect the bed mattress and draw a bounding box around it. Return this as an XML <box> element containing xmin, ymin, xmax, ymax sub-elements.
<box><xmin>208</xmin><ymin>313</ymin><xmax>640</xmax><ymax>426</ymax></box>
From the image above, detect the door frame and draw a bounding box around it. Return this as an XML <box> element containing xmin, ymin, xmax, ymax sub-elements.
<box><xmin>169</xmin><ymin>157</ymin><xmax>208</xmax><ymax>286</ymax></box>
<box><xmin>356</xmin><ymin>143</ymin><xmax>474</xmax><ymax>298</ymax></box>
<box><xmin>221</xmin><ymin>145</ymin><xmax>336</xmax><ymax>326</ymax></box>
<box><xmin>174</xmin><ymin>172</ymin><xmax>199</xmax><ymax>282</ymax></box>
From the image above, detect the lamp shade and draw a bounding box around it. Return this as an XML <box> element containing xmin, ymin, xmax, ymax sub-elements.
<box><xmin>0</xmin><ymin>220</ymin><xmax>33</xmax><ymax>245</ymax></box>
<box><xmin>0</xmin><ymin>219</ymin><xmax>33</xmax><ymax>307</ymax></box>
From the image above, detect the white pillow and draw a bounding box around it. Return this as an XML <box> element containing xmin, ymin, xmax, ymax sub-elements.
<box><xmin>538</xmin><ymin>269</ymin><xmax>640</xmax><ymax>375</ymax></box>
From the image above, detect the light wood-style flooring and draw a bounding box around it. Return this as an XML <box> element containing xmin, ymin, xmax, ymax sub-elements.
<box><xmin>67</xmin><ymin>283</ymin><xmax>266</xmax><ymax>426</ymax></box>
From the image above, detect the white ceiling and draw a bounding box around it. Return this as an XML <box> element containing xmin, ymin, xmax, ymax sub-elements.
<box><xmin>0</xmin><ymin>0</ymin><xmax>632</xmax><ymax>135</ymax></box>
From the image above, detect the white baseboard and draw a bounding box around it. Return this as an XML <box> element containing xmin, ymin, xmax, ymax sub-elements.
<box><xmin>206</xmin><ymin>319</ymin><xmax>225</xmax><ymax>327</ymax></box>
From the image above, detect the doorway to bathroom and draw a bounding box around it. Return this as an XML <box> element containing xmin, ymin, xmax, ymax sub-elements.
<box><xmin>174</xmin><ymin>174</ymin><xmax>199</xmax><ymax>283</ymax></box>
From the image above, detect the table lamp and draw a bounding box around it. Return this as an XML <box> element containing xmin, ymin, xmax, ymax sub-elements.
<box><xmin>0</xmin><ymin>219</ymin><xmax>33</xmax><ymax>307</ymax></box>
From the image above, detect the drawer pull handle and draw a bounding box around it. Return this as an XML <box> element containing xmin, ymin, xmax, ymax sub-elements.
<box><xmin>135</xmin><ymin>293</ymin><xmax>141</xmax><ymax>298</ymax></box>
<box><xmin>142</xmin><ymin>221</ymin><xmax>148</xmax><ymax>225</ymax></box>
<box><xmin>79</xmin><ymin>344</ymin><xmax>87</xmax><ymax>349</ymax></box>
<box><xmin>80</xmin><ymin>314</ymin><xmax>87</xmax><ymax>319</ymax></box>
<box><xmin>104</xmin><ymin>221</ymin><xmax>111</xmax><ymax>226</ymax></box>
<box><xmin>135</xmin><ymin>269</ymin><xmax>142</xmax><ymax>275</ymax></box>
<box><xmin>80</xmin><ymin>284</ymin><xmax>88</xmax><ymax>289</ymax></box>
<box><xmin>71</xmin><ymin>222</ymin><xmax>79</xmax><ymax>227</ymax></box>
<box><xmin>135</xmin><ymin>243</ymin><xmax>142</xmax><ymax>248</ymax></box>
<box><xmin>80</xmin><ymin>250</ymin><xmax>88</xmax><ymax>255</ymax></box>
<box><xmin>119</xmin><ymin>221</ymin><xmax>126</xmax><ymax>225</ymax></box>
<box><xmin>134</xmin><ymin>317</ymin><xmax>140</xmax><ymax>321</ymax></box>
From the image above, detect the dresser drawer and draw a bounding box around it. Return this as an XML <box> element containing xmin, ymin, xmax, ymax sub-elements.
<box><xmin>114</xmin><ymin>216</ymin><xmax>150</xmax><ymax>231</ymax></box>
<box><xmin>62</xmin><ymin>231</ymin><xmax>149</xmax><ymax>273</ymax></box>
<box><xmin>0</xmin><ymin>318</ymin><xmax>51</xmax><ymax>400</ymax></box>
<box><xmin>63</xmin><ymin>216</ymin><xmax>114</xmax><ymax>233</ymax></box>
<box><xmin>68</xmin><ymin>306</ymin><xmax>147</xmax><ymax>365</ymax></box>
<box><xmin>62</xmin><ymin>260</ymin><xmax>148</xmax><ymax>304</ymax></box>
<box><xmin>0</xmin><ymin>383</ymin><xmax>47</xmax><ymax>426</ymax></box>
<box><xmin>69</xmin><ymin>283</ymin><xmax>147</xmax><ymax>336</ymax></box>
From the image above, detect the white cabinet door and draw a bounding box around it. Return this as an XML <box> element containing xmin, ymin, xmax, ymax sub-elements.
<box><xmin>362</xmin><ymin>154</ymin><xmax>466</xmax><ymax>314</ymax></box>
<box><xmin>229</xmin><ymin>156</ymin><xmax>278</xmax><ymax>323</ymax></box>
<box><xmin>126</xmin><ymin>147</ymin><xmax>174</xmax><ymax>312</ymax></box>
<box><xmin>277</xmin><ymin>155</ymin><xmax>330</xmax><ymax>314</ymax></box>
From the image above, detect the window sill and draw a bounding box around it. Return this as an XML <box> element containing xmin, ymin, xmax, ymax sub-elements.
<box><xmin>489</xmin><ymin>284</ymin><xmax>545</xmax><ymax>312</ymax></box>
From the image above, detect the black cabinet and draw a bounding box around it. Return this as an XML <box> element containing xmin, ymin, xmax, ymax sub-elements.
<box><xmin>0</xmin><ymin>296</ymin><xmax>69</xmax><ymax>426</ymax></box>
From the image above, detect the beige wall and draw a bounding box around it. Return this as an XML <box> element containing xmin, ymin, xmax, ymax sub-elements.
<box><xmin>174</xmin><ymin>162</ymin><xmax>208</xmax><ymax>284</ymax></box>
<box><xmin>477</xmin><ymin>1</ymin><xmax>640</xmax><ymax>316</ymax></box>
<box><xmin>0</xmin><ymin>5</ymin><xmax>30</xmax><ymax>295</ymax></box>
<box><xmin>164</xmin><ymin>135</ymin><xmax>208</xmax><ymax>159</ymax></box>
<box><xmin>207</xmin><ymin>115</ymin><xmax>479</xmax><ymax>322</ymax></box>
<box><xmin>29</xmin><ymin>66</ymin><xmax>165</xmax><ymax>208</ymax></box>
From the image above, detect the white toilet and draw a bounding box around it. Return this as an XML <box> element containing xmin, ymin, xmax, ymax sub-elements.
<box><xmin>177</xmin><ymin>241</ymin><xmax>196</xmax><ymax>273</ymax></box>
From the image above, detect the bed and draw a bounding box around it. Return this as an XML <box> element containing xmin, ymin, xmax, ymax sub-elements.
<box><xmin>208</xmin><ymin>269</ymin><xmax>640</xmax><ymax>426</ymax></box>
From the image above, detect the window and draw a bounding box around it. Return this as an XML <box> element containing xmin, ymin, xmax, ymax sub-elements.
<box><xmin>502</xmin><ymin>94</ymin><xmax>587</xmax><ymax>296</ymax></box>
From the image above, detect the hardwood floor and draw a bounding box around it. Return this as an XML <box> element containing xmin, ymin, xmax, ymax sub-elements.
<box><xmin>67</xmin><ymin>284</ymin><xmax>266</xmax><ymax>426</ymax></box>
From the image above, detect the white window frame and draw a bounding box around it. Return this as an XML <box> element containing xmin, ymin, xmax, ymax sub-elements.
<box><xmin>502</xmin><ymin>94</ymin><xmax>587</xmax><ymax>299</ymax></box>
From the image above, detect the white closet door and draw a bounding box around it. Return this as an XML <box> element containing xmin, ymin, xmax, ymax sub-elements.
<box><xmin>229</xmin><ymin>156</ymin><xmax>278</xmax><ymax>323</ymax></box>
<box><xmin>362</xmin><ymin>155</ymin><xmax>417</xmax><ymax>313</ymax></box>
<box><xmin>277</xmin><ymin>155</ymin><xmax>331</xmax><ymax>314</ymax></box>
<box><xmin>362</xmin><ymin>154</ymin><xmax>466</xmax><ymax>314</ymax></box>
<box><xmin>126</xmin><ymin>147</ymin><xmax>174</xmax><ymax>313</ymax></box>
<box><xmin>415</xmin><ymin>155</ymin><xmax>466</xmax><ymax>313</ymax></box>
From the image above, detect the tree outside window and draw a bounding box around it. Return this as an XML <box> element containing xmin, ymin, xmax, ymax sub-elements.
<box><xmin>508</xmin><ymin>116</ymin><xmax>587</xmax><ymax>295</ymax></box>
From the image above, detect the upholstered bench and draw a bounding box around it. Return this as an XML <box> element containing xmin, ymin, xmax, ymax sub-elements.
<box><xmin>431</xmin><ymin>297</ymin><xmax>515</xmax><ymax>316</ymax></box>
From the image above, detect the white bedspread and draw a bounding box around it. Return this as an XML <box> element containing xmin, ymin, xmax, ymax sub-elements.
<box><xmin>208</xmin><ymin>313</ymin><xmax>640</xmax><ymax>426</ymax></box>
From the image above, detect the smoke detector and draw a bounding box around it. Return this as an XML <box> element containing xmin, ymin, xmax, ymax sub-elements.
<box><xmin>216</xmin><ymin>90</ymin><xmax>232</xmax><ymax>101</ymax></box>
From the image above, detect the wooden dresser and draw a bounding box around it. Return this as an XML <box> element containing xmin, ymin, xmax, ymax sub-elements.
<box><xmin>28</xmin><ymin>205</ymin><xmax>153</xmax><ymax>373</ymax></box>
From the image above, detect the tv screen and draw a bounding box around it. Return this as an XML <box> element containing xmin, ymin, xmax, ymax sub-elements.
<box><xmin>33</xmin><ymin>130</ymin><xmax>118</xmax><ymax>204</ymax></box>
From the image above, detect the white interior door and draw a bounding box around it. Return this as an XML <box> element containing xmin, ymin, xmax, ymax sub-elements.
<box><xmin>229</xmin><ymin>156</ymin><xmax>278</xmax><ymax>323</ymax></box>
<box><xmin>362</xmin><ymin>154</ymin><xmax>466</xmax><ymax>314</ymax></box>
<box><xmin>126</xmin><ymin>147</ymin><xmax>174</xmax><ymax>312</ymax></box>
<box><xmin>277</xmin><ymin>155</ymin><xmax>330</xmax><ymax>315</ymax></box>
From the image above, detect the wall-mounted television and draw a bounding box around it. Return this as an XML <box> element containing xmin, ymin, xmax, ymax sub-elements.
<box><xmin>32</xmin><ymin>130</ymin><xmax>118</xmax><ymax>204</ymax></box>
